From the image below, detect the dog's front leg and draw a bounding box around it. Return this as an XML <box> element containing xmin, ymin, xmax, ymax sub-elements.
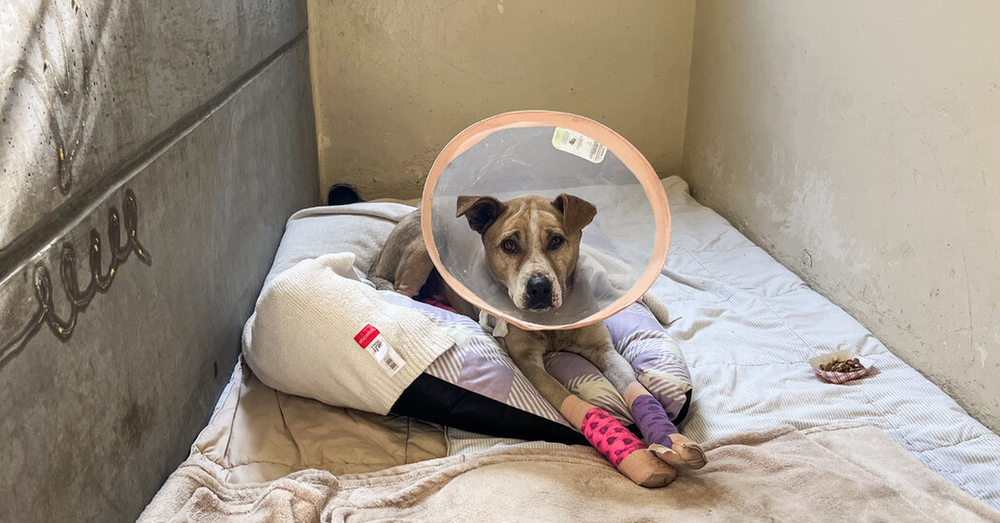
<box><xmin>504</xmin><ymin>327</ymin><xmax>676</xmax><ymax>488</ymax></box>
<box><xmin>566</xmin><ymin>324</ymin><xmax>707</xmax><ymax>471</ymax></box>
<box><xmin>503</xmin><ymin>329</ymin><xmax>572</xmax><ymax>408</ymax></box>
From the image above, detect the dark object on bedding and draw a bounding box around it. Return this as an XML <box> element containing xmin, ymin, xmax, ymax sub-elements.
<box><xmin>675</xmin><ymin>389</ymin><xmax>692</xmax><ymax>426</ymax></box>
<box><xmin>821</xmin><ymin>358</ymin><xmax>866</xmax><ymax>373</ymax></box>
<box><xmin>393</xmin><ymin>374</ymin><xmax>590</xmax><ymax>445</ymax></box>
<box><xmin>328</xmin><ymin>184</ymin><xmax>362</xmax><ymax>205</ymax></box>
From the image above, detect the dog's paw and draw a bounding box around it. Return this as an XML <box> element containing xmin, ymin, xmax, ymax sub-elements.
<box><xmin>618</xmin><ymin>448</ymin><xmax>677</xmax><ymax>488</ymax></box>
<box><xmin>649</xmin><ymin>436</ymin><xmax>707</xmax><ymax>470</ymax></box>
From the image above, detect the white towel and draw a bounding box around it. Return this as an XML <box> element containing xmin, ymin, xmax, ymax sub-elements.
<box><xmin>242</xmin><ymin>253</ymin><xmax>454</xmax><ymax>414</ymax></box>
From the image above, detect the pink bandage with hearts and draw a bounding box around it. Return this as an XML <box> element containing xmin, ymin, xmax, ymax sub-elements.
<box><xmin>581</xmin><ymin>408</ymin><xmax>645</xmax><ymax>466</ymax></box>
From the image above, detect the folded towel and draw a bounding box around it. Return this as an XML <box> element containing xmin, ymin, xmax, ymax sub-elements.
<box><xmin>243</xmin><ymin>253</ymin><xmax>454</xmax><ymax>414</ymax></box>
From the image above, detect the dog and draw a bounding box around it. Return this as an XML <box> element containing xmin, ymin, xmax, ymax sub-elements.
<box><xmin>369</xmin><ymin>193</ymin><xmax>705</xmax><ymax>487</ymax></box>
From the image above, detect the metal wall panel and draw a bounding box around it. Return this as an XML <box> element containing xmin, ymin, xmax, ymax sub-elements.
<box><xmin>0</xmin><ymin>2</ymin><xmax>317</xmax><ymax>521</ymax></box>
<box><xmin>0</xmin><ymin>0</ymin><xmax>306</xmax><ymax>251</ymax></box>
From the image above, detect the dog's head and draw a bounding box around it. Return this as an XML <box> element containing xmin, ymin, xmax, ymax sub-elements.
<box><xmin>456</xmin><ymin>194</ymin><xmax>596</xmax><ymax>312</ymax></box>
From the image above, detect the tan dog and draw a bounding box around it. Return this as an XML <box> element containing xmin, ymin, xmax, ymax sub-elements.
<box><xmin>369</xmin><ymin>194</ymin><xmax>705</xmax><ymax>487</ymax></box>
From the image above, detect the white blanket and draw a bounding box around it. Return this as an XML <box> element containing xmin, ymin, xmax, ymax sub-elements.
<box><xmin>218</xmin><ymin>176</ymin><xmax>1000</xmax><ymax>509</ymax></box>
<box><xmin>652</xmin><ymin>176</ymin><xmax>1000</xmax><ymax>508</ymax></box>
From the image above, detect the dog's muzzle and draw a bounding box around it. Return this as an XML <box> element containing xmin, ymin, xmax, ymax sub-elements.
<box><xmin>525</xmin><ymin>274</ymin><xmax>553</xmax><ymax>310</ymax></box>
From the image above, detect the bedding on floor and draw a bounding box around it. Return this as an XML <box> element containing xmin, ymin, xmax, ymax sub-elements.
<box><xmin>140</xmin><ymin>425</ymin><xmax>1000</xmax><ymax>522</ymax></box>
<box><xmin>241</xmin><ymin>194</ymin><xmax>695</xmax><ymax>445</ymax></box>
<box><xmin>143</xmin><ymin>176</ymin><xmax>1000</xmax><ymax>519</ymax></box>
<box><xmin>648</xmin><ymin>177</ymin><xmax>1000</xmax><ymax>508</ymax></box>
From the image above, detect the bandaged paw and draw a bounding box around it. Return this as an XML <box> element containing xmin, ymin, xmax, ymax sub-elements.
<box><xmin>649</xmin><ymin>435</ymin><xmax>707</xmax><ymax>470</ymax></box>
<box><xmin>581</xmin><ymin>408</ymin><xmax>676</xmax><ymax>488</ymax></box>
<box><xmin>581</xmin><ymin>408</ymin><xmax>645</xmax><ymax>466</ymax></box>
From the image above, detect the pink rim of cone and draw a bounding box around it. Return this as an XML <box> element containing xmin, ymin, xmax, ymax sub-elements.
<box><xmin>420</xmin><ymin>110</ymin><xmax>671</xmax><ymax>331</ymax></box>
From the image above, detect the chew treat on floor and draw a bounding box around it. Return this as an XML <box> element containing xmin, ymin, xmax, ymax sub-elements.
<box><xmin>623</xmin><ymin>382</ymin><xmax>707</xmax><ymax>470</ymax></box>
<box><xmin>560</xmin><ymin>395</ymin><xmax>676</xmax><ymax>488</ymax></box>
<box><xmin>820</xmin><ymin>358</ymin><xmax>866</xmax><ymax>373</ymax></box>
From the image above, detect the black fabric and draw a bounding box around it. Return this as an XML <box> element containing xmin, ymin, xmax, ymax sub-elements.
<box><xmin>327</xmin><ymin>184</ymin><xmax>362</xmax><ymax>205</ymax></box>
<box><xmin>674</xmin><ymin>389</ymin><xmax>693</xmax><ymax>425</ymax></box>
<box><xmin>392</xmin><ymin>373</ymin><xmax>588</xmax><ymax>445</ymax></box>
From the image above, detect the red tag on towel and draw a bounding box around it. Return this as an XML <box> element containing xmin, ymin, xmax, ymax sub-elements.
<box><xmin>354</xmin><ymin>324</ymin><xmax>380</xmax><ymax>349</ymax></box>
<box><xmin>353</xmin><ymin>324</ymin><xmax>406</xmax><ymax>376</ymax></box>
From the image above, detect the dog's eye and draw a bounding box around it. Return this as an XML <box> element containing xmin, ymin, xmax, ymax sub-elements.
<box><xmin>548</xmin><ymin>235</ymin><xmax>565</xmax><ymax>250</ymax></box>
<box><xmin>501</xmin><ymin>239</ymin><xmax>519</xmax><ymax>254</ymax></box>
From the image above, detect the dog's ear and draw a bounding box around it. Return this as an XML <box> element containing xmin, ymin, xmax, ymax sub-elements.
<box><xmin>456</xmin><ymin>196</ymin><xmax>506</xmax><ymax>234</ymax></box>
<box><xmin>552</xmin><ymin>193</ymin><xmax>597</xmax><ymax>233</ymax></box>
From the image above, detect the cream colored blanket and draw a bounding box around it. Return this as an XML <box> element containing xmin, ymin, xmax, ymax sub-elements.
<box><xmin>183</xmin><ymin>361</ymin><xmax>448</xmax><ymax>483</ymax></box>
<box><xmin>139</xmin><ymin>423</ymin><xmax>1000</xmax><ymax>522</ymax></box>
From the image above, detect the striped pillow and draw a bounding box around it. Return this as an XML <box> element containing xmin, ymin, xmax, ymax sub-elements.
<box><xmin>383</xmin><ymin>292</ymin><xmax>692</xmax><ymax>442</ymax></box>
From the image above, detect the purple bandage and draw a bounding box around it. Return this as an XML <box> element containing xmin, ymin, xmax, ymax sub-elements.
<box><xmin>631</xmin><ymin>394</ymin><xmax>678</xmax><ymax>448</ymax></box>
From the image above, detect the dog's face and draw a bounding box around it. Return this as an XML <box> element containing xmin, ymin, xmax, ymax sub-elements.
<box><xmin>456</xmin><ymin>194</ymin><xmax>596</xmax><ymax>312</ymax></box>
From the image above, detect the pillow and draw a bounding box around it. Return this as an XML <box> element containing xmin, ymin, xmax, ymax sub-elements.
<box><xmin>381</xmin><ymin>292</ymin><xmax>693</xmax><ymax>444</ymax></box>
<box><xmin>604</xmin><ymin>301</ymin><xmax>693</xmax><ymax>421</ymax></box>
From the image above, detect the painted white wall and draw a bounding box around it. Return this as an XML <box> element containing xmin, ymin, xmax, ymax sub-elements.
<box><xmin>683</xmin><ymin>1</ymin><xmax>1000</xmax><ymax>430</ymax></box>
<box><xmin>307</xmin><ymin>0</ymin><xmax>696</xmax><ymax>200</ymax></box>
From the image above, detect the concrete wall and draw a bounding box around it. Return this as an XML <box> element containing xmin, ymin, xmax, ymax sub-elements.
<box><xmin>0</xmin><ymin>1</ymin><xmax>318</xmax><ymax>521</ymax></box>
<box><xmin>307</xmin><ymin>0</ymin><xmax>696</xmax><ymax>200</ymax></box>
<box><xmin>683</xmin><ymin>1</ymin><xmax>1000</xmax><ymax>430</ymax></box>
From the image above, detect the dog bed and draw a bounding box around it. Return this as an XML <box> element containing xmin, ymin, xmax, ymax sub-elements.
<box><xmin>147</xmin><ymin>176</ymin><xmax>1000</xmax><ymax>514</ymax></box>
<box><xmin>242</xmin><ymin>216</ymin><xmax>693</xmax><ymax>445</ymax></box>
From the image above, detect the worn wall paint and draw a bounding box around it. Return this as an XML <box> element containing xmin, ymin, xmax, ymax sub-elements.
<box><xmin>683</xmin><ymin>1</ymin><xmax>1000</xmax><ymax>430</ymax></box>
<box><xmin>306</xmin><ymin>0</ymin><xmax>696</xmax><ymax>200</ymax></box>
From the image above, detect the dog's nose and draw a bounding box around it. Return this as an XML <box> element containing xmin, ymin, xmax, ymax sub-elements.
<box><xmin>526</xmin><ymin>275</ymin><xmax>553</xmax><ymax>309</ymax></box>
